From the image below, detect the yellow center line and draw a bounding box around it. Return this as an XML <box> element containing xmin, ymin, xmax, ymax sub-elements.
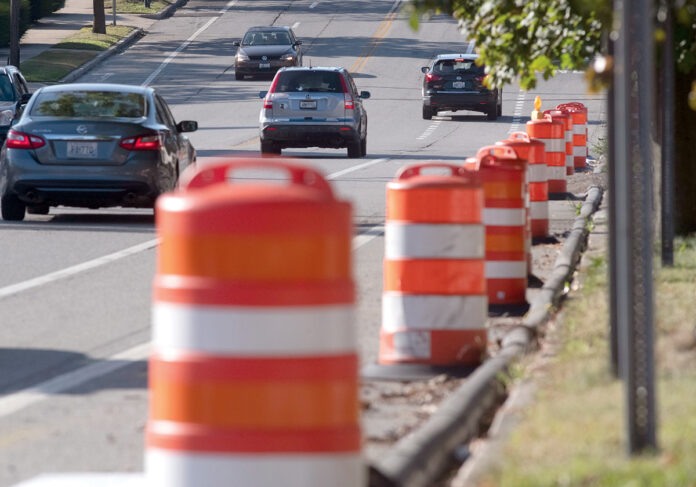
<box><xmin>350</xmin><ymin>10</ymin><xmax>399</xmax><ymax>74</ymax></box>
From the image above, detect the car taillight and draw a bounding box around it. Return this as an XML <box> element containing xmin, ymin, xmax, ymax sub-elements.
<box><xmin>263</xmin><ymin>99</ymin><xmax>273</xmax><ymax>109</ymax></box>
<box><xmin>6</xmin><ymin>130</ymin><xmax>45</xmax><ymax>149</ymax></box>
<box><xmin>476</xmin><ymin>75</ymin><xmax>490</xmax><ymax>86</ymax></box>
<box><xmin>338</xmin><ymin>74</ymin><xmax>355</xmax><ymax>109</ymax></box>
<box><xmin>426</xmin><ymin>73</ymin><xmax>442</xmax><ymax>82</ymax></box>
<box><xmin>120</xmin><ymin>134</ymin><xmax>162</xmax><ymax>151</ymax></box>
<box><xmin>264</xmin><ymin>74</ymin><xmax>280</xmax><ymax>109</ymax></box>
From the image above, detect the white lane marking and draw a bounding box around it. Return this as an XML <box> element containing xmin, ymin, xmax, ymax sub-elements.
<box><xmin>508</xmin><ymin>88</ymin><xmax>526</xmax><ymax>134</ymax></box>
<box><xmin>99</xmin><ymin>72</ymin><xmax>113</xmax><ymax>81</ymax></box>
<box><xmin>417</xmin><ymin>120</ymin><xmax>441</xmax><ymax>140</ymax></box>
<box><xmin>292</xmin><ymin>21</ymin><xmax>300</xmax><ymax>29</ymax></box>
<box><xmin>0</xmin><ymin>224</ymin><xmax>384</xmax><ymax>418</ymax></box>
<box><xmin>141</xmin><ymin>0</ymin><xmax>236</xmax><ymax>87</ymax></box>
<box><xmin>0</xmin><ymin>343</ymin><xmax>151</xmax><ymax>419</ymax></box>
<box><xmin>309</xmin><ymin>1</ymin><xmax>319</xmax><ymax>8</ymax></box>
<box><xmin>326</xmin><ymin>158</ymin><xmax>389</xmax><ymax>179</ymax></box>
<box><xmin>0</xmin><ymin>239</ymin><xmax>159</xmax><ymax>301</ymax></box>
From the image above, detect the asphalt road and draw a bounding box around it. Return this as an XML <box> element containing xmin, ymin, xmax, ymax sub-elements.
<box><xmin>0</xmin><ymin>0</ymin><xmax>606</xmax><ymax>484</ymax></box>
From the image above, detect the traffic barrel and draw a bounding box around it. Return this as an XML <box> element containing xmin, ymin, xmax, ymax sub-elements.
<box><xmin>544</xmin><ymin>109</ymin><xmax>574</xmax><ymax>176</ymax></box>
<box><xmin>473</xmin><ymin>146</ymin><xmax>528</xmax><ymax>306</ymax></box>
<box><xmin>497</xmin><ymin>132</ymin><xmax>548</xmax><ymax>238</ymax></box>
<box><xmin>526</xmin><ymin>115</ymin><xmax>566</xmax><ymax>194</ymax></box>
<box><xmin>557</xmin><ymin>102</ymin><xmax>588</xmax><ymax>170</ymax></box>
<box><xmin>370</xmin><ymin>163</ymin><xmax>487</xmax><ymax>376</ymax></box>
<box><xmin>149</xmin><ymin>159</ymin><xmax>363</xmax><ymax>487</ymax></box>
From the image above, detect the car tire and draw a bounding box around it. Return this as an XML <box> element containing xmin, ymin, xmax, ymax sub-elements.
<box><xmin>260</xmin><ymin>140</ymin><xmax>280</xmax><ymax>156</ymax></box>
<box><xmin>486</xmin><ymin>105</ymin><xmax>498</xmax><ymax>121</ymax></box>
<box><xmin>27</xmin><ymin>204</ymin><xmax>49</xmax><ymax>215</ymax></box>
<box><xmin>235</xmin><ymin>71</ymin><xmax>244</xmax><ymax>80</ymax></box>
<box><xmin>422</xmin><ymin>105</ymin><xmax>433</xmax><ymax>120</ymax></box>
<box><xmin>360</xmin><ymin>136</ymin><xmax>367</xmax><ymax>157</ymax></box>
<box><xmin>1</xmin><ymin>193</ymin><xmax>26</xmax><ymax>221</ymax></box>
<box><xmin>347</xmin><ymin>139</ymin><xmax>362</xmax><ymax>158</ymax></box>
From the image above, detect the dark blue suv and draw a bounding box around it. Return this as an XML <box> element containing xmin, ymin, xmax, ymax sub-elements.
<box><xmin>0</xmin><ymin>66</ymin><xmax>32</xmax><ymax>145</ymax></box>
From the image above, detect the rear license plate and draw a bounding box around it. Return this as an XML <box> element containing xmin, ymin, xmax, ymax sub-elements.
<box><xmin>259</xmin><ymin>62</ymin><xmax>271</xmax><ymax>69</ymax></box>
<box><xmin>300</xmin><ymin>100</ymin><xmax>317</xmax><ymax>109</ymax></box>
<box><xmin>67</xmin><ymin>141</ymin><xmax>98</xmax><ymax>158</ymax></box>
<box><xmin>452</xmin><ymin>81</ymin><xmax>469</xmax><ymax>89</ymax></box>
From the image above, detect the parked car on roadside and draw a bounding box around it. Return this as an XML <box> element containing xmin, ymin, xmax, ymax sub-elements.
<box><xmin>0</xmin><ymin>65</ymin><xmax>32</xmax><ymax>146</ymax></box>
<box><xmin>421</xmin><ymin>54</ymin><xmax>502</xmax><ymax>120</ymax></box>
<box><xmin>258</xmin><ymin>67</ymin><xmax>370</xmax><ymax>158</ymax></box>
<box><xmin>233</xmin><ymin>26</ymin><xmax>303</xmax><ymax>80</ymax></box>
<box><xmin>0</xmin><ymin>83</ymin><xmax>198</xmax><ymax>221</ymax></box>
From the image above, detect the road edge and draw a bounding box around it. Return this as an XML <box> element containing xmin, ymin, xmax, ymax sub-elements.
<box><xmin>371</xmin><ymin>185</ymin><xmax>605</xmax><ymax>487</ymax></box>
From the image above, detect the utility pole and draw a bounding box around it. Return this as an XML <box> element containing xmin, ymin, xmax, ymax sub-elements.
<box><xmin>9</xmin><ymin>0</ymin><xmax>21</xmax><ymax>67</ymax></box>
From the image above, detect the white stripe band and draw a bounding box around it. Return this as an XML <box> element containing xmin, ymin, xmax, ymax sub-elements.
<box><xmin>548</xmin><ymin>166</ymin><xmax>566</xmax><ymax>179</ymax></box>
<box><xmin>11</xmin><ymin>474</ymin><xmax>144</xmax><ymax>486</ymax></box>
<box><xmin>535</xmin><ymin>138</ymin><xmax>565</xmax><ymax>152</ymax></box>
<box><xmin>566</xmin><ymin>132</ymin><xmax>572</xmax><ymax>142</ymax></box>
<box><xmin>566</xmin><ymin>155</ymin><xmax>573</xmax><ymax>167</ymax></box>
<box><xmin>152</xmin><ymin>303</ymin><xmax>356</xmax><ymax>355</ymax></box>
<box><xmin>573</xmin><ymin>146</ymin><xmax>587</xmax><ymax>157</ymax></box>
<box><xmin>482</xmin><ymin>208</ymin><xmax>525</xmax><ymax>226</ymax></box>
<box><xmin>573</xmin><ymin>124</ymin><xmax>587</xmax><ymax>135</ymax></box>
<box><xmin>385</xmin><ymin>223</ymin><xmax>485</xmax><ymax>259</ymax></box>
<box><xmin>382</xmin><ymin>294</ymin><xmax>487</xmax><ymax>331</ymax></box>
<box><xmin>530</xmin><ymin>201</ymin><xmax>549</xmax><ymax>219</ymax></box>
<box><xmin>146</xmin><ymin>450</ymin><xmax>363</xmax><ymax>487</ymax></box>
<box><xmin>528</xmin><ymin>164</ymin><xmax>547</xmax><ymax>182</ymax></box>
<box><xmin>486</xmin><ymin>261</ymin><xmax>527</xmax><ymax>278</ymax></box>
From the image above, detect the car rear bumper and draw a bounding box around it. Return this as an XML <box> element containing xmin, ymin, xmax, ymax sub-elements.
<box><xmin>260</xmin><ymin>124</ymin><xmax>359</xmax><ymax>148</ymax></box>
<box><xmin>1</xmin><ymin>149</ymin><xmax>165</xmax><ymax>208</ymax></box>
<box><xmin>424</xmin><ymin>91</ymin><xmax>497</xmax><ymax>112</ymax></box>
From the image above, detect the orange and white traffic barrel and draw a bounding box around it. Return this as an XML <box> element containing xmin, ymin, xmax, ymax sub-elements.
<box><xmin>544</xmin><ymin>109</ymin><xmax>574</xmax><ymax>176</ymax></box>
<box><xmin>149</xmin><ymin>159</ymin><xmax>363</xmax><ymax>487</ymax></box>
<box><xmin>557</xmin><ymin>102</ymin><xmax>588</xmax><ymax>170</ymax></box>
<box><xmin>497</xmin><ymin>132</ymin><xmax>548</xmax><ymax>238</ymax></box>
<box><xmin>378</xmin><ymin>163</ymin><xmax>487</xmax><ymax>369</ymax></box>
<box><xmin>526</xmin><ymin>115</ymin><xmax>565</xmax><ymax>194</ymax></box>
<box><xmin>473</xmin><ymin>146</ymin><xmax>528</xmax><ymax>305</ymax></box>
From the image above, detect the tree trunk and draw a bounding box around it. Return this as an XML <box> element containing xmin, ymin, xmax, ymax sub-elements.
<box><xmin>93</xmin><ymin>0</ymin><xmax>106</xmax><ymax>34</ymax></box>
<box><xmin>674</xmin><ymin>68</ymin><xmax>696</xmax><ymax>234</ymax></box>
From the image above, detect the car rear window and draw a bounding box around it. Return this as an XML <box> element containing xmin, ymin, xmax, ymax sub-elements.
<box><xmin>433</xmin><ymin>60</ymin><xmax>485</xmax><ymax>76</ymax></box>
<box><xmin>242</xmin><ymin>31</ymin><xmax>292</xmax><ymax>46</ymax></box>
<box><xmin>30</xmin><ymin>91</ymin><xmax>147</xmax><ymax>118</ymax></box>
<box><xmin>274</xmin><ymin>71</ymin><xmax>343</xmax><ymax>93</ymax></box>
<box><xmin>0</xmin><ymin>75</ymin><xmax>15</xmax><ymax>102</ymax></box>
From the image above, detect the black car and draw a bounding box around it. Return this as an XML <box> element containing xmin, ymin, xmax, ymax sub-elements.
<box><xmin>421</xmin><ymin>54</ymin><xmax>502</xmax><ymax>120</ymax></box>
<box><xmin>0</xmin><ymin>66</ymin><xmax>32</xmax><ymax>145</ymax></box>
<box><xmin>233</xmin><ymin>26</ymin><xmax>303</xmax><ymax>80</ymax></box>
<box><xmin>0</xmin><ymin>83</ymin><xmax>198</xmax><ymax>221</ymax></box>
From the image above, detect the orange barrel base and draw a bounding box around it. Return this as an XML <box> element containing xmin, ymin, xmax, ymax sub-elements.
<box><xmin>379</xmin><ymin>329</ymin><xmax>486</xmax><ymax>366</ymax></box>
<box><xmin>531</xmin><ymin>219</ymin><xmax>549</xmax><ymax>238</ymax></box>
<box><xmin>486</xmin><ymin>277</ymin><xmax>527</xmax><ymax>304</ymax></box>
<box><xmin>548</xmin><ymin>179</ymin><xmax>567</xmax><ymax>194</ymax></box>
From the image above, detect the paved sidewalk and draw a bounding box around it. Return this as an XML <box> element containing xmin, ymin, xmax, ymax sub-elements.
<box><xmin>0</xmin><ymin>0</ymin><xmax>159</xmax><ymax>67</ymax></box>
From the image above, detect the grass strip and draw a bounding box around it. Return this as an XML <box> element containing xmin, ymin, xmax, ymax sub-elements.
<box><xmin>486</xmin><ymin>238</ymin><xmax>696</xmax><ymax>486</ymax></box>
<box><xmin>55</xmin><ymin>25</ymin><xmax>135</xmax><ymax>51</ymax></box>
<box><xmin>105</xmin><ymin>0</ymin><xmax>171</xmax><ymax>14</ymax></box>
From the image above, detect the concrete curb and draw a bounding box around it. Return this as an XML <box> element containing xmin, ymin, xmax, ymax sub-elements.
<box><xmin>59</xmin><ymin>27</ymin><xmax>144</xmax><ymax>84</ymax></box>
<box><xmin>371</xmin><ymin>185</ymin><xmax>605</xmax><ymax>487</ymax></box>
<box><xmin>143</xmin><ymin>0</ymin><xmax>187</xmax><ymax>20</ymax></box>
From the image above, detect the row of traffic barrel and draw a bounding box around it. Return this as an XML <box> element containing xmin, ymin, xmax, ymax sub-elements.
<box><xmin>143</xmin><ymin>100</ymin><xmax>589</xmax><ymax>486</ymax></box>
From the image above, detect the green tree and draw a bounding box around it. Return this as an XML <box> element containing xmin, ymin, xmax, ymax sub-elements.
<box><xmin>408</xmin><ymin>0</ymin><xmax>696</xmax><ymax>233</ymax></box>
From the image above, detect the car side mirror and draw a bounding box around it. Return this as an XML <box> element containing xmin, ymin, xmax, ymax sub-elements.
<box><xmin>16</xmin><ymin>93</ymin><xmax>32</xmax><ymax>110</ymax></box>
<box><xmin>421</xmin><ymin>66</ymin><xmax>429</xmax><ymax>74</ymax></box>
<box><xmin>295</xmin><ymin>40</ymin><xmax>303</xmax><ymax>45</ymax></box>
<box><xmin>232</xmin><ymin>40</ymin><xmax>240</xmax><ymax>46</ymax></box>
<box><xmin>259</xmin><ymin>91</ymin><xmax>268</xmax><ymax>99</ymax></box>
<box><xmin>176</xmin><ymin>120</ymin><xmax>198</xmax><ymax>133</ymax></box>
<box><xmin>359</xmin><ymin>91</ymin><xmax>370</xmax><ymax>99</ymax></box>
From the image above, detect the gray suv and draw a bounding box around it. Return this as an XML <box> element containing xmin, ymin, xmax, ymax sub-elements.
<box><xmin>258</xmin><ymin>67</ymin><xmax>370</xmax><ymax>158</ymax></box>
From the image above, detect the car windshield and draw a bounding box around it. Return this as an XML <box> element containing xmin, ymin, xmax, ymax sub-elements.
<box><xmin>275</xmin><ymin>71</ymin><xmax>343</xmax><ymax>93</ymax></box>
<box><xmin>30</xmin><ymin>90</ymin><xmax>147</xmax><ymax>118</ymax></box>
<box><xmin>0</xmin><ymin>75</ymin><xmax>16</xmax><ymax>102</ymax></box>
<box><xmin>242</xmin><ymin>31</ymin><xmax>292</xmax><ymax>46</ymax></box>
<box><xmin>433</xmin><ymin>60</ymin><xmax>485</xmax><ymax>76</ymax></box>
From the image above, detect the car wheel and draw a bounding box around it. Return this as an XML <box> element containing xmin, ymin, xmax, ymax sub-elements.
<box><xmin>422</xmin><ymin>105</ymin><xmax>433</xmax><ymax>120</ymax></box>
<box><xmin>347</xmin><ymin>139</ymin><xmax>362</xmax><ymax>158</ymax></box>
<box><xmin>27</xmin><ymin>204</ymin><xmax>49</xmax><ymax>215</ymax></box>
<box><xmin>260</xmin><ymin>140</ymin><xmax>280</xmax><ymax>156</ymax></box>
<box><xmin>486</xmin><ymin>105</ymin><xmax>498</xmax><ymax>121</ymax></box>
<box><xmin>1</xmin><ymin>193</ymin><xmax>26</xmax><ymax>221</ymax></box>
<box><xmin>235</xmin><ymin>71</ymin><xmax>244</xmax><ymax>80</ymax></box>
<box><xmin>360</xmin><ymin>136</ymin><xmax>367</xmax><ymax>157</ymax></box>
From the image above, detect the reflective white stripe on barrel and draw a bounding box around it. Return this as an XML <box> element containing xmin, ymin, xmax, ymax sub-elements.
<box><xmin>573</xmin><ymin>124</ymin><xmax>586</xmax><ymax>135</ymax></box>
<box><xmin>528</xmin><ymin>164</ymin><xmax>547</xmax><ymax>182</ymax></box>
<box><xmin>385</xmin><ymin>223</ymin><xmax>485</xmax><ymax>259</ymax></box>
<box><xmin>146</xmin><ymin>450</ymin><xmax>364</xmax><ymax>487</ymax></box>
<box><xmin>574</xmin><ymin>145</ymin><xmax>587</xmax><ymax>157</ymax></box>
<box><xmin>566</xmin><ymin>154</ymin><xmax>573</xmax><ymax>168</ymax></box>
<box><xmin>482</xmin><ymin>208</ymin><xmax>526</xmax><ymax>226</ymax></box>
<box><xmin>486</xmin><ymin>261</ymin><xmax>527</xmax><ymax>279</ymax></box>
<box><xmin>530</xmin><ymin>201</ymin><xmax>549</xmax><ymax>219</ymax></box>
<box><xmin>535</xmin><ymin>138</ymin><xmax>565</xmax><ymax>153</ymax></box>
<box><xmin>382</xmin><ymin>293</ymin><xmax>488</xmax><ymax>331</ymax></box>
<box><xmin>548</xmin><ymin>166</ymin><xmax>566</xmax><ymax>180</ymax></box>
<box><xmin>152</xmin><ymin>303</ymin><xmax>355</xmax><ymax>355</ymax></box>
